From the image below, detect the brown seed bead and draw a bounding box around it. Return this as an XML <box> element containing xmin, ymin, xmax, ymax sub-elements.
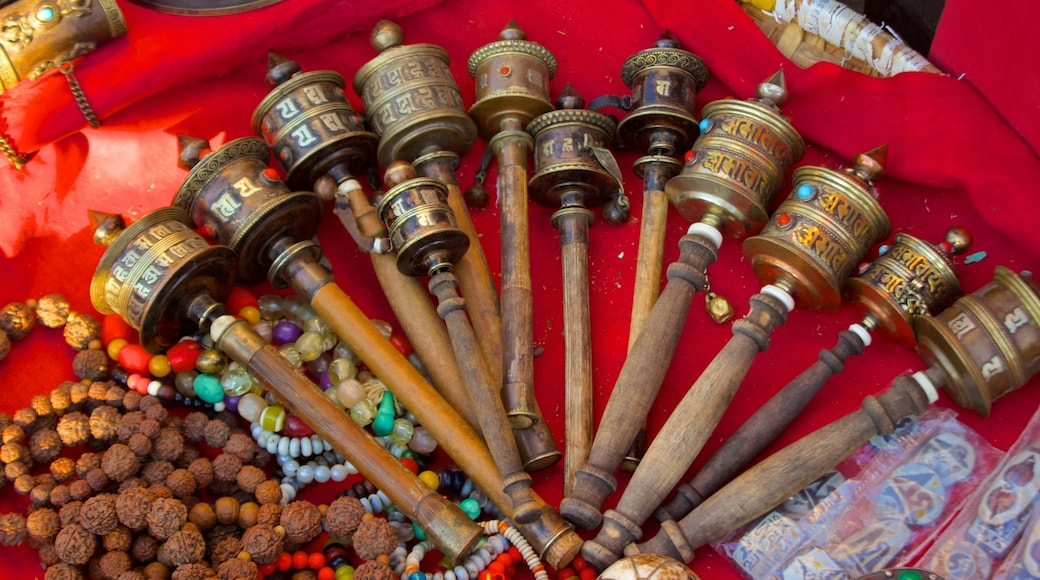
<box><xmin>222</xmin><ymin>434</ymin><xmax>257</xmax><ymax>464</ymax></box>
<box><xmin>44</xmin><ymin>562</ymin><xmax>85</xmax><ymax>580</ymax></box>
<box><xmin>54</xmin><ymin>522</ymin><xmax>97</xmax><ymax>565</ymax></box>
<box><xmin>88</xmin><ymin>381</ymin><xmax>112</xmax><ymax>407</ymax></box>
<box><xmin>80</xmin><ymin>493</ymin><xmax>120</xmax><ymax>535</ymax></box>
<box><xmin>158</xmin><ymin>525</ymin><xmax>206</xmax><ymax>566</ymax></box>
<box><xmin>106</xmin><ymin>384</ymin><xmax>127</xmax><ymax>408</ymax></box>
<box><xmin>2</xmin><ymin>423</ymin><xmax>24</xmax><ymax>443</ymax></box>
<box><xmin>142</xmin><ymin>460</ymin><xmax>175</xmax><ymax>485</ymax></box>
<box><xmin>69</xmin><ymin>479</ymin><xmax>93</xmax><ymax>501</ymax></box>
<box><xmin>149</xmin><ymin>483</ymin><xmax>174</xmax><ymax>500</ymax></box>
<box><xmin>176</xmin><ymin>445</ymin><xmax>200</xmax><ymax>468</ymax></box>
<box><xmin>209</xmin><ymin>536</ymin><xmax>243</xmax><ymax>567</ymax></box>
<box><xmin>186</xmin><ymin>458</ymin><xmax>213</xmax><ymax>490</ymax></box>
<box><xmin>31</xmin><ymin>481</ymin><xmax>55</xmax><ymax>506</ymax></box>
<box><xmin>64</xmin><ymin>312</ymin><xmax>101</xmax><ymax>350</ymax></box>
<box><xmin>0</xmin><ymin>512</ymin><xmax>27</xmax><ymax>546</ymax></box>
<box><xmin>50</xmin><ymin>484</ymin><xmax>72</xmax><ymax>507</ymax></box>
<box><xmin>254</xmin><ymin>503</ymin><xmax>281</xmax><ymax>528</ymax></box>
<box><xmin>117</xmin><ymin>477</ymin><xmax>147</xmax><ymax>493</ymax></box>
<box><xmin>152</xmin><ymin>429</ymin><xmax>184</xmax><ymax>463</ymax></box>
<box><xmin>51</xmin><ymin>456</ymin><xmax>77</xmax><ymax>482</ymax></box>
<box><xmin>325</xmin><ymin>496</ymin><xmax>365</xmax><ymax>540</ymax></box>
<box><xmin>13</xmin><ymin>406</ymin><xmax>38</xmax><ymax>430</ymax></box>
<box><xmin>0</xmin><ymin>329</ymin><xmax>9</xmax><ymax>361</ymax></box>
<box><xmin>32</xmin><ymin>394</ymin><xmax>55</xmax><ymax>418</ymax></box>
<box><xmin>291</xmin><ymin>572</ymin><xmax>319</xmax><ymax>580</ymax></box>
<box><xmin>202</xmin><ymin>420</ymin><xmax>231</xmax><ymax>449</ymax></box>
<box><xmin>2</xmin><ymin>440</ymin><xmax>29</xmax><ymax>463</ymax></box>
<box><xmin>211</xmin><ymin>454</ymin><xmax>242</xmax><ymax>484</ymax></box>
<box><xmin>76</xmin><ymin>452</ymin><xmax>102</xmax><ymax>477</ymax></box>
<box><xmin>70</xmin><ymin>349</ymin><xmax>111</xmax><ymax>383</ymax></box>
<box><xmin>137</xmin><ymin>395</ymin><xmax>162</xmax><ymax>412</ymax></box>
<box><xmin>50</xmin><ymin>387</ymin><xmax>73</xmax><ymax>415</ymax></box>
<box><xmin>181</xmin><ymin>413</ymin><xmax>208</xmax><ymax>443</ymax></box>
<box><xmin>58</xmin><ymin>500</ymin><xmax>83</xmax><ymax>526</ymax></box>
<box><xmin>145</xmin><ymin>404</ymin><xmax>169</xmax><ymax>423</ymax></box>
<box><xmin>237</xmin><ymin>501</ymin><xmax>259</xmax><ymax>529</ymax></box>
<box><xmin>148</xmin><ymin>498</ymin><xmax>188</xmax><ymax>541</ymax></box>
<box><xmin>14</xmin><ymin>473</ymin><xmax>35</xmax><ymax>494</ymax></box>
<box><xmin>170</xmin><ymin>562</ymin><xmax>215</xmax><ymax>580</ymax></box>
<box><xmin>90</xmin><ymin>405</ymin><xmax>121</xmax><ymax>441</ymax></box>
<box><xmin>217</xmin><ymin>555</ymin><xmax>256</xmax><ymax>580</ymax></box>
<box><xmin>122</xmin><ymin>389</ymin><xmax>143</xmax><ymax>412</ymax></box>
<box><xmin>116</xmin><ymin>486</ymin><xmax>153</xmax><ymax>530</ymax></box>
<box><xmin>143</xmin><ymin>561</ymin><xmax>171</xmax><ymax>580</ymax></box>
<box><xmin>234</xmin><ymin>465</ymin><xmax>265</xmax><ymax>495</ymax></box>
<box><xmin>85</xmin><ymin>467</ymin><xmax>110</xmax><ymax>492</ymax></box>
<box><xmin>352</xmin><ymin>516</ymin><xmax>398</xmax><ymax>561</ymax></box>
<box><xmin>131</xmin><ymin>534</ymin><xmax>159</xmax><ymax>563</ymax></box>
<box><xmin>116</xmin><ymin>571</ymin><xmax>146</xmax><ymax>580</ymax></box>
<box><xmin>29</xmin><ymin>428</ymin><xmax>63</xmax><ymax>463</ymax></box>
<box><xmin>253</xmin><ymin>480</ymin><xmax>282</xmax><ymax>505</ymax></box>
<box><xmin>280</xmin><ymin>501</ymin><xmax>323</xmax><ymax>545</ymax></box>
<box><xmin>128</xmin><ymin>433</ymin><xmax>152</xmax><ymax>456</ymax></box>
<box><xmin>26</xmin><ymin>507</ymin><xmax>61</xmax><ymax>542</ymax></box>
<box><xmin>252</xmin><ymin>448</ymin><xmax>272</xmax><ymax>468</ymax></box>
<box><xmin>138</xmin><ymin>418</ymin><xmax>161</xmax><ymax>440</ymax></box>
<box><xmin>69</xmin><ymin>382</ymin><xmax>90</xmax><ymax>407</ymax></box>
<box><xmin>36</xmin><ymin>294</ymin><xmax>72</xmax><ymax>328</ymax></box>
<box><xmin>103</xmin><ymin>525</ymin><xmax>133</xmax><ymax>551</ymax></box>
<box><xmin>5</xmin><ymin>460</ymin><xmax>29</xmax><ymax>481</ymax></box>
<box><xmin>117</xmin><ymin>411</ymin><xmax>144</xmax><ymax>442</ymax></box>
<box><xmin>241</xmin><ymin>523</ymin><xmax>284</xmax><ymax>565</ymax></box>
<box><xmin>165</xmin><ymin>469</ymin><xmax>197</xmax><ymax>499</ymax></box>
<box><xmin>0</xmin><ymin>411</ymin><xmax>11</xmax><ymax>430</ymax></box>
<box><xmin>214</xmin><ymin>496</ymin><xmax>240</xmax><ymax>526</ymax></box>
<box><xmin>187</xmin><ymin>502</ymin><xmax>216</xmax><ymax>531</ymax></box>
<box><xmin>1</xmin><ymin>302</ymin><xmax>36</xmax><ymax>339</ymax></box>
<box><xmin>102</xmin><ymin>443</ymin><xmax>141</xmax><ymax>482</ymax></box>
<box><xmin>100</xmin><ymin>549</ymin><xmax>133</xmax><ymax>579</ymax></box>
<box><xmin>354</xmin><ymin>560</ymin><xmax>396</xmax><ymax>580</ymax></box>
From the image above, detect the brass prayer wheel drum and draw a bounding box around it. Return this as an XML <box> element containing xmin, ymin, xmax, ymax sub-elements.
<box><xmin>172</xmin><ymin>137</ymin><xmax>322</xmax><ymax>284</ymax></box>
<box><xmin>847</xmin><ymin>229</ymin><xmax>968</xmax><ymax>348</ymax></box>
<box><xmin>353</xmin><ymin>20</ymin><xmax>476</xmax><ymax>167</ymax></box>
<box><xmin>527</xmin><ymin>107</ymin><xmax>619</xmax><ymax>209</ymax></box>
<box><xmin>915</xmin><ymin>266</ymin><xmax>1040</xmax><ymax>416</ymax></box>
<box><xmin>665</xmin><ymin>73</ymin><xmax>805</xmax><ymax>238</ymax></box>
<box><xmin>376</xmin><ymin>164</ymin><xmax>470</xmax><ymax>276</ymax></box>
<box><xmin>90</xmin><ymin>207</ymin><xmax>235</xmax><ymax>352</ymax></box>
<box><xmin>742</xmin><ymin>149</ymin><xmax>890</xmax><ymax>311</ymax></box>
<box><xmin>0</xmin><ymin>0</ymin><xmax>127</xmax><ymax>94</ymax></box>
<box><xmin>252</xmin><ymin>56</ymin><xmax>377</xmax><ymax>190</ymax></box>
<box><xmin>615</xmin><ymin>36</ymin><xmax>709</xmax><ymax>154</ymax></box>
<box><xmin>467</xmin><ymin>19</ymin><xmax>557</xmax><ymax>138</ymax></box>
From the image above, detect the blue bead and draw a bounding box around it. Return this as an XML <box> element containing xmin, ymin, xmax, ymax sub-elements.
<box><xmin>699</xmin><ymin>118</ymin><xmax>712</xmax><ymax>132</ymax></box>
<box><xmin>796</xmin><ymin>184</ymin><xmax>815</xmax><ymax>200</ymax></box>
<box><xmin>410</xmin><ymin>573</ymin><xmax>427</xmax><ymax>580</ymax></box>
<box><xmin>36</xmin><ymin>7</ymin><xmax>55</xmax><ymax>21</ymax></box>
<box><xmin>413</xmin><ymin>522</ymin><xmax>426</xmax><ymax>541</ymax></box>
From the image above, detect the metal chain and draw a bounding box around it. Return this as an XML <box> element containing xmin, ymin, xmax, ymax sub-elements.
<box><xmin>59</xmin><ymin>60</ymin><xmax>101</xmax><ymax>129</ymax></box>
<box><xmin>0</xmin><ymin>133</ymin><xmax>31</xmax><ymax>170</ymax></box>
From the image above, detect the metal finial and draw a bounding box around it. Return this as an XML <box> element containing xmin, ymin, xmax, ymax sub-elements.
<box><xmin>654</xmin><ymin>29</ymin><xmax>680</xmax><ymax>49</ymax></box>
<box><xmin>371</xmin><ymin>20</ymin><xmax>404</xmax><ymax>52</ymax></box>
<box><xmin>88</xmin><ymin>210</ymin><xmax>125</xmax><ymax>247</ymax></box>
<box><xmin>756</xmin><ymin>69</ymin><xmax>788</xmax><ymax>107</ymax></box>
<box><xmin>265</xmin><ymin>51</ymin><xmax>301</xmax><ymax>87</ymax></box>
<box><xmin>555</xmin><ymin>83</ymin><xmax>585</xmax><ymax>110</ymax></box>
<box><xmin>500</xmin><ymin>19</ymin><xmax>527</xmax><ymax>41</ymax></box>
<box><xmin>943</xmin><ymin>226</ymin><xmax>972</xmax><ymax>255</ymax></box>
<box><xmin>852</xmin><ymin>144</ymin><xmax>888</xmax><ymax>183</ymax></box>
<box><xmin>383</xmin><ymin>161</ymin><xmax>418</xmax><ymax>189</ymax></box>
<box><xmin>177</xmin><ymin>134</ymin><xmax>211</xmax><ymax>170</ymax></box>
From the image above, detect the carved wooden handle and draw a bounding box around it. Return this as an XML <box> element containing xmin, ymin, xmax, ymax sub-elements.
<box><xmin>657</xmin><ymin>328</ymin><xmax>869</xmax><ymax>521</ymax></box>
<box><xmin>629</xmin><ymin>373</ymin><xmax>933</xmax><ymax>563</ymax></box>
<box><xmin>583</xmin><ymin>289</ymin><xmax>791</xmax><ymax>569</ymax></box>
<box><xmin>562</xmin><ymin>231</ymin><xmax>718</xmax><ymax>529</ymax></box>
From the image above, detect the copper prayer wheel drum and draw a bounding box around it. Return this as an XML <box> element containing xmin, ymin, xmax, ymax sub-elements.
<box><xmin>252</xmin><ymin>68</ymin><xmax>377</xmax><ymax>189</ymax></box>
<box><xmin>467</xmin><ymin>20</ymin><xmax>557</xmax><ymax>139</ymax></box>
<box><xmin>915</xmin><ymin>266</ymin><xmax>1040</xmax><ymax>416</ymax></box>
<box><xmin>376</xmin><ymin>174</ymin><xmax>470</xmax><ymax>276</ymax></box>
<box><xmin>847</xmin><ymin>232</ymin><xmax>963</xmax><ymax>348</ymax></box>
<box><xmin>353</xmin><ymin>21</ymin><xmax>476</xmax><ymax>166</ymax></box>
<box><xmin>172</xmin><ymin>137</ymin><xmax>322</xmax><ymax>284</ymax></box>
<box><xmin>666</xmin><ymin>91</ymin><xmax>805</xmax><ymax>239</ymax></box>
<box><xmin>0</xmin><ymin>0</ymin><xmax>127</xmax><ymax>94</ymax></box>
<box><xmin>615</xmin><ymin>39</ymin><xmax>709</xmax><ymax>154</ymax></box>
<box><xmin>742</xmin><ymin>160</ymin><xmax>890</xmax><ymax>311</ymax></box>
<box><xmin>527</xmin><ymin>108</ymin><xmax>618</xmax><ymax>208</ymax></box>
<box><xmin>90</xmin><ymin>207</ymin><xmax>235</xmax><ymax>352</ymax></box>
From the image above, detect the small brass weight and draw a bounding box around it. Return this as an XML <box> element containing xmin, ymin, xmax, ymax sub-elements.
<box><xmin>88</xmin><ymin>208</ymin><xmax>484</xmax><ymax>564</ymax></box>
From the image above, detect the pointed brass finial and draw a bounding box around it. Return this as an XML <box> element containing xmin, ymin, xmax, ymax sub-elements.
<box><xmin>500</xmin><ymin>19</ymin><xmax>527</xmax><ymax>41</ymax></box>
<box><xmin>555</xmin><ymin>83</ymin><xmax>585</xmax><ymax>110</ymax></box>
<box><xmin>654</xmin><ymin>29</ymin><xmax>680</xmax><ymax>49</ymax></box>
<box><xmin>177</xmin><ymin>135</ymin><xmax>211</xmax><ymax>170</ymax></box>
<box><xmin>943</xmin><ymin>226</ymin><xmax>973</xmax><ymax>256</ymax></box>
<box><xmin>371</xmin><ymin>20</ymin><xmax>404</xmax><ymax>52</ymax></box>
<box><xmin>265</xmin><ymin>51</ymin><xmax>300</xmax><ymax>87</ymax></box>
<box><xmin>88</xmin><ymin>210</ymin><xmax>125</xmax><ymax>247</ymax></box>
<box><xmin>852</xmin><ymin>144</ymin><xmax>888</xmax><ymax>184</ymax></box>
<box><xmin>756</xmin><ymin>69</ymin><xmax>788</xmax><ymax>107</ymax></box>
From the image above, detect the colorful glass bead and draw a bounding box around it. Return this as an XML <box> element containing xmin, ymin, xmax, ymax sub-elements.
<box><xmin>273</xmin><ymin>321</ymin><xmax>303</xmax><ymax>346</ymax></box>
<box><xmin>279</xmin><ymin>344</ymin><xmax>303</xmax><ymax>368</ymax></box>
<box><xmin>148</xmin><ymin>354</ymin><xmax>172</xmax><ymax>378</ymax></box>
<box><xmin>237</xmin><ymin>393</ymin><xmax>268</xmax><ymax>423</ymax></box>
<box><xmin>175</xmin><ymin>370</ymin><xmax>198</xmax><ymax>397</ymax></box>
<box><xmin>372</xmin><ymin>392</ymin><xmax>396</xmax><ymax>437</ymax></box>
<box><xmin>335</xmin><ymin>379</ymin><xmax>365</xmax><ymax>409</ymax></box>
<box><xmin>334</xmin><ymin>342</ymin><xmax>359</xmax><ymax>364</ymax></box>
<box><xmin>408</xmin><ymin>426</ymin><xmax>437</xmax><ymax>454</ymax></box>
<box><xmin>193</xmin><ymin>373</ymin><xmax>225</xmax><ymax>404</ymax></box>
<box><xmin>258</xmin><ymin>295</ymin><xmax>285</xmax><ymax>320</ymax></box>
<box><xmin>460</xmin><ymin>498</ymin><xmax>481</xmax><ymax>519</ymax></box>
<box><xmin>117</xmin><ymin>343</ymin><xmax>152</xmax><ymax>374</ymax></box>
<box><xmin>335</xmin><ymin>565</ymin><xmax>355</xmax><ymax>580</ymax></box>
<box><xmin>328</xmin><ymin>358</ymin><xmax>358</xmax><ymax>384</ymax></box>
<box><xmin>284</xmin><ymin>414</ymin><xmax>314</xmax><ymax>438</ymax></box>
<box><xmin>260</xmin><ymin>405</ymin><xmax>287</xmax><ymax>432</ymax></box>
<box><xmin>254</xmin><ymin>319</ymin><xmax>274</xmax><ymax>343</ymax></box>
<box><xmin>239</xmin><ymin>306</ymin><xmax>261</xmax><ymax>326</ymax></box>
<box><xmin>107</xmin><ymin>338</ymin><xmax>128</xmax><ymax>361</ymax></box>
<box><xmin>295</xmin><ymin>331</ymin><xmax>326</xmax><ymax>362</ymax></box>
<box><xmin>303</xmin><ymin>315</ymin><xmax>331</xmax><ymax>336</ymax></box>
<box><xmin>370</xmin><ymin>319</ymin><xmax>393</xmax><ymax>340</ymax></box>
<box><xmin>196</xmin><ymin>348</ymin><xmax>228</xmax><ymax>375</ymax></box>
<box><xmin>221</xmin><ymin>367</ymin><xmax>255</xmax><ymax>396</ymax></box>
<box><xmin>349</xmin><ymin>399</ymin><xmax>376</xmax><ymax>427</ymax></box>
<box><xmin>388</xmin><ymin>418</ymin><xmax>414</xmax><ymax>447</ymax></box>
<box><xmin>166</xmin><ymin>340</ymin><xmax>202</xmax><ymax>373</ymax></box>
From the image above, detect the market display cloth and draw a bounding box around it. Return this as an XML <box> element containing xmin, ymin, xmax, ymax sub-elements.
<box><xmin>2</xmin><ymin>0</ymin><xmax>1039</xmax><ymax>577</ymax></box>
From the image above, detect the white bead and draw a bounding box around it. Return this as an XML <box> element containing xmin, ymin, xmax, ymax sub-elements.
<box><xmin>464</xmin><ymin>559</ymin><xmax>481</xmax><ymax>577</ymax></box>
<box><xmin>313</xmin><ymin>465</ymin><xmax>331</xmax><ymax>483</ymax></box>
<box><xmin>849</xmin><ymin>322</ymin><xmax>873</xmax><ymax>347</ymax></box>
<box><xmin>283</xmin><ymin>459</ymin><xmax>299</xmax><ymax>476</ymax></box>
<box><xmin>266</xmin><ymin>436</ymin><xmax>279</xmax><ymax>455</ymax></box>
<box><xmin>345</xmin><ymin>461</ymin><xmax>358</xmax><ymax>474</ymax></box>
<box><xmin>913</xmin><ymin>370</ymin><xmax>940</xmax><ymax>403</ymax></box>
<box><xmin>311</xmin><ymin>435</ymin><xmax>323</xmax><ymax>453</ymax></box>
<box><xmin>360</xmin><ymin>497</ymin><xmax>372</xmax><ymax>513</ymax></box>
<box><xmin>454</xmin><ymin>566</ymin><xmax>468</xmax><ymax>580</ymax></box>
<box><xmin>370</xmin><ymin>495</ymin><xmax>383</xmax><ymax>512</ymax></box>
<box><xmin>256</xmin><ymin>432</ymin><xmax>269</xmax><ymax>447</ymax></box>
<box><xmin>277</xmin><ymin>436</ymin><xmax>290</xmax><ymax>457</ymax></box>
<box><xmin>762</xmin><ymin>284</ymin><xmax>796</xmax><ymax>312</ymax></box>
<box><xmin>280</xmin><ymin>483</ymin><xmax>296</xmax><ymax>505</ymax></box>
<box><xmin>289</xmin><ymin>437</ymin><xmax>301</xmax><ymax>458</ymax></box>
<box><xmin>251</xmin><ymin>423</ymin><xmax>264</xmax><ymax>437</ymax></box>
<box><xmin>300</xmin><ymin>436</ymin><xmax>312</xmax><ymax>457</ymax></box>
<box><xmin>688</xmin><ymin>221</ymin><xmax>723</xmax><ymax>249</ymax></box>
<box><xmin>445</xmin><ymin>569</ymin><xmax>456</xmax><ymax>580</ymax></box>
<box><xmin>213</xmin><ymin>400</ymin><xmax>225</xmax><ymax>411</ymax></box>
<box><xmin>296</xmin><ymin>464</ymin><xmax>314</xmax><ymax>484</ymax></box>
<box><xmin>330</xmin><ymin>464</ymin><xmax>348</xmax><ymax>482</ymax></box>
<box><xmin>147</xmin><ymin>380</ymin><xmax>161</xmax><ymax>396</ymax></box>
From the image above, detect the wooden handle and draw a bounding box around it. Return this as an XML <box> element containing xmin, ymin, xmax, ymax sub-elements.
<box><xmin>215</xmin><ymin>318</ymin><xmax>483</xmax><ymax>564</ymax></box>
<box><xmin>561</xmin><ymin>231</ymin><xmax>718</xmax><ymax>529</ymax></box>
<box><xmin>629</xmin><ymin>373</ymin><xmax>933</xmax><ymax>564</ymax></box>
<box><xmin>429</xmin><ymin>270</ymin><xmax>541</xmax><ymax>525</ymax></box>
<box><xmin>558</xmin><ymin>208</ymin><xmax>594</xmax><ymax>497</ymax></box>
<box><xmin>658</xmin><ymin>328</ymin><xmax>869</xmax><ymax>521</ymax></box>
<box><xmin>583</xmin><ymin>289</ymin><xmax>791</xmax><ymax>569</ymax></box>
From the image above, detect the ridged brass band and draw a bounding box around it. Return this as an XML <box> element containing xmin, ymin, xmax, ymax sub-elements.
<box><xmin>467</xmin><ymin>38</ymin><xmax>558</xmax><ymax>78</ymax></box>
<box><xmin>526</xmin><ymin>108</ymin><xmax>617</xmax><ymax>137</ymax></box>
<box><xmin>173</xmin><ymin>137</ymin><xmax>271</xmax><ymax>210</ymax></box>
<box><xmin>620</xmin><ymin>46</ymin><xmax>708</xmax><ymax>90</ymax></box>
<box><xmin>699</xmin><ymin>99</ymin><xmax>805</xmax><ymax>168</ymax></box>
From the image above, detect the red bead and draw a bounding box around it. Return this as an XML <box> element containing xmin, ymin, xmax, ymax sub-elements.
<box><xmin>399</xmin><ymin>457</ymin><xmax>419</xmax><ymax>474</ymax></box>
<box><xmin>101</xmin><ymin>314</ymin><xmax>133</xmax><ymax>346</ymax></box>
<box><xmin>166</xmin><ymin>340</ymin><xmax>202</xmax><ymax>373</ymax></box>
<box><xmin>776</xmin><ymin>213</ymin><xmax>791</xmax><ymax>226</ymax></box>
<box><xmin>194</xmin><ymin>226</ymin><xmax>214</xmax><ymax>240</ymax></box>
<box><xmin>226</xmin><ymin>286</ymin><xmax>259</xmax><ymax>315</ymax></box>
<box><xmin>318</xmin><ymin>567</ymin><xmax>336</xmax><ymax>580</ymax></box>
<box><xmin>118</xmin><ymin>343</ymin><xmax>152</xmax><ymax>374</ymax></box>
<box><xmin>507</xmin><ymin>547</ymin><xmax>522</xmax><ymax>562</ymax></box>
<box><xmin>283</xmin><ymin>414</ymin><xmax>315</xmax><ymax>438</ymax></box>
<box><xmin>293</xmin><ymin>550</ymin><xmax>309</xmax><ymax>569</ymax></box>
<box><xmin>308</xmin><ymin>552</ymin><xmax>326</xmax><ymax>569</ymax></box>
<box><xmin>389</xmin><ymin>334</ymin><xmax>413</xmax><ymax>357</ymax></box>
<box><xmin>500</xmin><ymin>66</ymin><xmax>511</xmax><ymax>75</ymax></box>
<box><xmin>276</xmin><ymin>551</ymin><xmax>293</xmax><ymax>572</ymax></box>
<box><xmin>480</xmin><ymin>572</ymin><xmax>505</xmax><ymax>580</ymax></box>
<box><xmin>557</xmin><ymin>567</ymin><xmax>576</xmax><ymax>580</ymax></box>
<box><xmin>263</xmin><ymin>167</ymin><xmax>280</xmax><ymax>181</ymax></box>
<box><xmin>684</xmin><ymin>150</ymin><xmax>696</xmax><ymax>164</ymax></box>
<box><xmin>571</xmin><ymin>555</ymin><xmax>587</xmax><ymax>571</ymax></box>
<box><xmin>259</xmin><ymin>562</ymin><xmax>277</xmax><ymax>576</ymax></box>
<box><xmin>487</xmin><ymin>561</ymin><xmax>507</xmax><ymax>576</ymax></box>
<box><xmin>940</xmin><ymin>240</ymin><xmax>953</xmax><ymax>253</ymax></box>
<box><xmin>578</xmin><ymin>568</ymin><xmax>597</xmax><ymax>580</ymax></box>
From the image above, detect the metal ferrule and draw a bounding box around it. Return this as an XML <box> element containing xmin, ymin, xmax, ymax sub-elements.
<box><xmin>0</xmin><ymin>0</ymin><xmax>126</xmax><ymax>94</ymax></box>
<box><xmin>527</xmin><ymin>108</ymin><xmax>618</xmax><ymax>209</ymax></box>
<box><xmin>915</xmin><ymin>267</ymin><xmax>1040</xmax><ymax>416</ymax></box>
<box><xmin>847</xmin><ymin>233</ymin><xmax>962</xmax><ymax>347</ymax></box>
<box><xmin>172</xmin><ymin>137</ymin><xmax>322</xmax><ymax>283</ymax></box>
<box><xmin>376</xmin><ymin>176</ymin><xmax>470</xmax><ymax>276</ymax></box>
<box><xmin>90</xmin><ymin>207</ymin><xmax>235</xmax><ymax>352</ymax></box>
<box><xmin>743</xmin><ymin>164</ymin><xmax>890</xmax><ymax>311</ymax></box>
<box><xmin>252</xmin><ymin>70</ymin><xmax>377</xmax><ymax>189</ymax></box>
<box><xmin>467</xmin><ymin>34</ymin><xmax>556</xmax><ymax>138</ymax></box>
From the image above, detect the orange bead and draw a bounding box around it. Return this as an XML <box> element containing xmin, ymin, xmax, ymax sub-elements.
<box><xmin>318</xmin><ymin>567</ymin><xmax>336</xmax><ymax>580</ymax></box>
<box><xmin>308</xmin><ymin>552</ymin><xmax>325</xmax><ymax>570</ymax></box>
<box><xmin>399</xmin><ymin>457</ymin><xmax>419</xmax><ymax>474</ymax></box>
<box><xmin>507</xmin><ymin>547</ymin><xmax>522</xmax><ymax>562</ymax></box>
<box><xmin>293</xmin><ymin>550</ymin><xmax>309</xmax><ymax>569</ymax></box>
<box><xmin>487</xmin><ymin>561</ymin><xmax>506</xmax><ymax>576</ymax></box>
<box><xmin>117</xmin><ymin>343</ymin><xmax>152</xmax><ymax>374</ymax></box>
<box><xmin>239</xmin><ymin>305</ymin><xmax>261</xmax><ymax>326</ymax></box>
<box><xmin>107</xmin><ymin>338</ymin><xmax>128</xmax><ymax>361</ymax></box>
<box><xmin>276</xmin><ymin>551</ymin><xmax>293</xmax><ymax>572</ymax></box>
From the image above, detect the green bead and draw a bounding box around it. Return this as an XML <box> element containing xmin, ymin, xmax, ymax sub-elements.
<box><xmin>295</xmin><ymin>304</ymin><xmax>318</xmax><ymax>325</ymax></box>
<box><xmin>303</xmin><ymin>315</ymin><xmax>330</xmax><ymax>336</ymax></box>
<box><xmin>295</xmin><ymin>331</ymin><xmax>325</xmax><ymax>362</ymax></box>
<box><xmin>260</xmin><ymin>404</ymin><xmax>286</xmax><ymax>432</ymax></box>
<box><xmin>400</xmin><ymin>448</ymin><xmax>418</xmax><ymax>460</ymax></box>
<box><xmin>193</xmin><ymin>373</ymin><xmax>225</xmax><ymax>404</ymax></box>
<box><xmin>257</xmin><ymin>295</ymin><xmax>284</xmax><ymax>320</ymax></box>
<box><xmin>412</xmin><ymin>522</ymin><xmax>425</xmax><ymax>541</ymax></box>
<box><xmin>350</xmin><ymin>399</ymin><xmax>376</xmax><ymax>427</ymax></box>
<box><xmin>278</xmin><ymin>344</ymin><xmax>302</xmax><ymax>367</ymax></box>
<box><xmin>334</xmin><ymin>342</ymin><xmax>359</xmax><ymax>364</ymax></box>
<box><xmin>388</xmin><ymin>418</ymin><xmax>414</xmax><ymax>446</ymax></box>
<box><xmin>328</xmin><ymin>358</ymin><xmax>358</xmax><ymax>384</ymax></box>
<box><xmin>335</xmin><ymin>565</ymin><xmax>355</xmax><ymax>580</ymax></box>
<box><xmin>459</xmin><ymin>498</ymin><xmax>481</xmax><ymax>519</ymax></box>
<box><xmin>372</xmin><ymin>392</ymin><xmax>396</xmax><ymax>437</ymax></box>
<box><xmin>220</xmin><ymin>367</ymin><xmax>254</xmax><ymax>396</ymax></box>
<box><xmin>897</xmin><ymin>572</ymin><xmax>923</xmax><ymax>580</ymax></box>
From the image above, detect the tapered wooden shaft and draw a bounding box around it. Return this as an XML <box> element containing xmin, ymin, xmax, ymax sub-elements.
<box><xmin>429</xmin><ymin>269</ymin><xmax>541</xmax><ymax>524</ymax></box>
<box><xmin>628</xmin><ymin>371</ymin><xmax>936</xmax><ymax>563</ymax></box>
<box><xmin>562</xmin><ymin>225</ymin><xmax>720</xmax><ymax>529</ymax></box>
<box><xmin>214</xmin><ymin>317</ymin><xmax>483</xmax><ymax>564</ymax></box>
<box><xmin>582</xmin><ymin>287</ymin><xmax>792</xmax><ymax>570</ymax></box>
<box><xmin>657</xmin><ymin>327</ymin><xmax>869</xmax><ymax>521</ymax></box>
<box><xmin>415</xmin><ymin>152</ymin><xmax>503</xmax><ymax>386</ymax></box>
<box><xmin>557</xmin><ymin>206</ymin><xmax>595</xmax><ymax>497</ymax></box>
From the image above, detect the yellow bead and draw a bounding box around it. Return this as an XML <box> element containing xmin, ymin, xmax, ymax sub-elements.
<box><xmin>148</xmin><ymin>354</ymin><xmax>172</xmax><ymax>378</ymax></box>
<box><xmin>239</xmin><ymin>306</ymin><xmax>261</xmax><ymax>326</ymax></box>
<box><xmin>107</xmin><ymin>338</ymin><xmax>128</xmax><ymax>361</ymax></box>
<box><xmin>418</xmin><ymin>470</ymin><xmax>439</xmax><ymax>491</ymax></box>
<box><xmin>238</xmin><ymin>550</ymin><xmax>252</xmax><ymax>561</ymax></box>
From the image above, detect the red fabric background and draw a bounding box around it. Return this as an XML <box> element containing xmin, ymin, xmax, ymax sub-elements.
<box><xmin>1</xmin><ymin>0</ymin><xmax>1038</xmax><ymax>577</ymax></box>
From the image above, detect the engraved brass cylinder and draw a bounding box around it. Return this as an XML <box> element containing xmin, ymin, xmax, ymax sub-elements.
<box><xmin>0</xmin><ymin>0</ymin><xmax>127</xmax><ymax>94</ymax></box>
<box><xmin>89</xmin><ymin>207</ymin><xmax>235</xmax><ymax>352</ymax></box>
<box><xmin>847</xmin><ymin>232</ymin><xmax>963</xmax><ymax>347</ymax></box>
<box><xmin>172</xmin><ymin>137</ymin><xmax>322</xmax><ymax>284</ymax></box>
<box><xmin>742</xmin><ymin>159</ymin><xmax>890</xmax><ymax>311</ymax></box>
<box><xmin>915</xmin><ymin>266</ymin><xmax>1040</xmax><ymax>416</ymax></box>
<box><xmin>252</xmin><ymin>66</ymin><xmax>377</xmax><ymax>189</ymax></box>
<box><xmin>353</xmin><ymin>21</ymin><xmax>476</xmax><ymax>167</ymax></box>
<box><xmin>376</xmin><ymin>174</ymin><xmax>470</xmax><ymax>277</ymax></box>
<box><xmin>616</xmin><ymin>38</ymin><xmax>709</xmax><ymax>154</ymax></box>
<box><xmin>467</xmin><ymin>20</ymin><xmax>556</xmax><ymax>139</ymax></box>
<box><xmin>527</xmin><ymin>108</ymin><xmax>618</xmax><ymax>208</ymax></box>
<box><xmin>666</xmin><ymin>85</ymin><xmax>805</xmax><ymax>238</ymax></box>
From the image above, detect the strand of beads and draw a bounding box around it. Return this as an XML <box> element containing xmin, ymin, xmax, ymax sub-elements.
<box><xmin>480</xmin><ymin>520</ymin><xmax>549</xmax><ymax>580</ymax></box>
